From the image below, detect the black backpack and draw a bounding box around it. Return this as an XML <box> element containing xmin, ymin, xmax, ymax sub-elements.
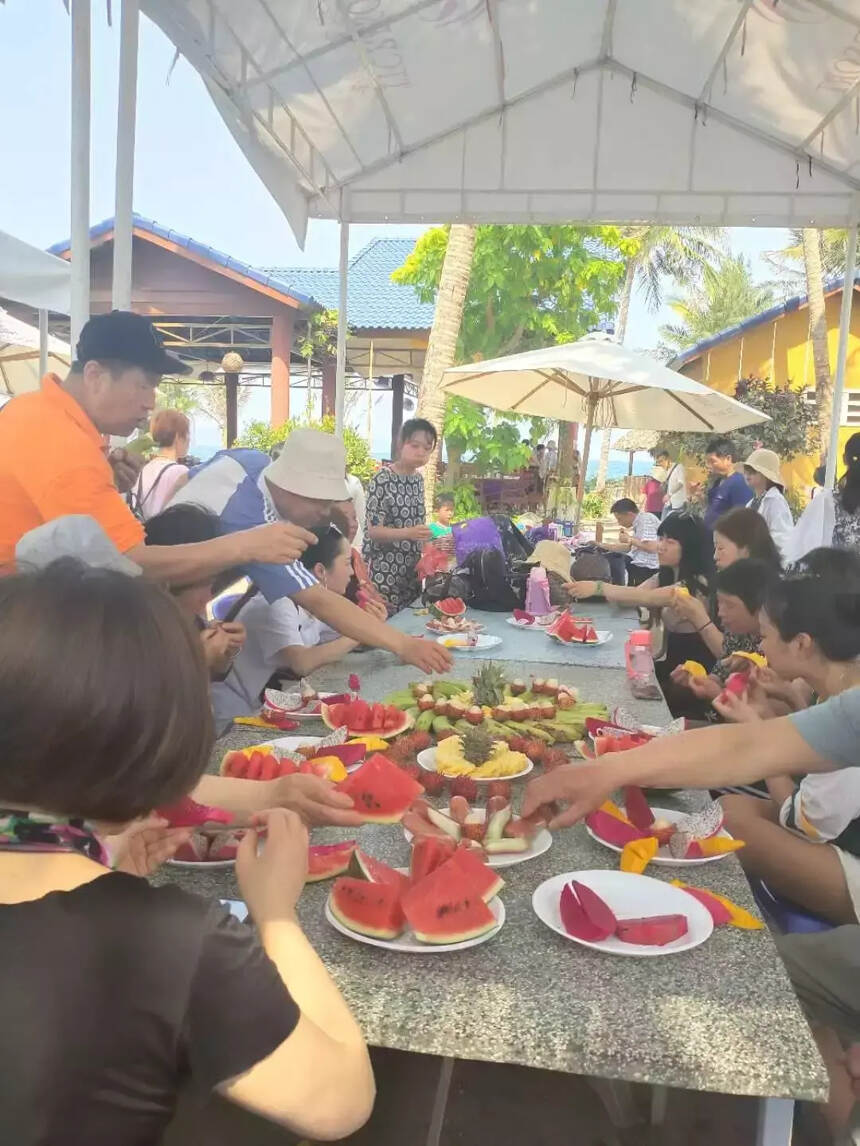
<box><xmin>490</xmin><ymin>514</ymin><xmax>534</xmax><ymax>561</ymax></box>
<box><xmin>462</xmin><ymin>547</ymin><xmax>521</xmax><ymax>611</ymax></box>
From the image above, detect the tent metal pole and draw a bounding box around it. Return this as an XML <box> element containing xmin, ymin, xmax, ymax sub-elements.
<box><xmin>826</xmin><ymin>218</ymin><xmax>858</xmax><ymax>488</ymax></box>
<box><xmin>335</xmin><ymin>215</ymin><xmax>349</xmax><ymax>435</ymax></box>
<box><xmin>70</xmin><ymin>0</ymin><xmax>91</xmax><ymax>348</ymax></box>
<box><xmin>38</xmin><ymin>310</ymin><xmax>49</xmax><ymax>380</ymax></box>
<box><xmin>112</xmin><ymin>0</ymin><xmax>140</xmax><ymax>312</ymax></box>
<box><xmin>573</xmin><ymin>392</ymin><xmax>597</xmax><ymax>531</ymax></box>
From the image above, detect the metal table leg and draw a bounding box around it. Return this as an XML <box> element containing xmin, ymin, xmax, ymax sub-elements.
<box><xmin>426</xmin><ymin>1056</ymin><xmax>455</xmax><ymax>1146</ymax></box>
<box><xmin>756</xmin><ymin>1097</ymin><xmax>794</xmax><ymax>1146</ymax></box>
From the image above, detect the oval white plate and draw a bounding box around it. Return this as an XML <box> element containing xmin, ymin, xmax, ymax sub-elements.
<box><xmin>256</xmin><ymin>734</ymin><xmax>365</xmax><ymax>774</ymax></box>
<box><xmin>417</xmin><ymin>746</ymin><xmax>533</xmax><ymax>784</ymax></box>
<box><xmin>547</xmin><ymin>630</ymin><xmax>612</xmax><ymax>647</ymax></box>
<box><xmin>435</xmin><ymin>634</ymin><xmax>502</xmax><ymax>652</ymax></box>
<box><xmin>585</xmin><ymin>806</ymin><xmax>735</xmax><ymax>866</ymax></box>
<box><xmin>167</xmin><ymin>857</ymin><xmax>236</xmax><ymax>870</ymax></box>
<box><xmin>505</xmin><ymin>615</ymin><xmax>558</xmax><ymax>630</ymax></box>
<box><xmin>532</xmin><ymin>869</ymin><xmax>713</xmax><ymax>957</ymax></box>
<box><xmin>326</xmin><ymin>889</ymin><xmax>505</xmax><ymax>953</ymax></box>
<box><xmin>269</xmin><ymin>691</ymin><xmax>338</xmax><ymax>720</ymax></box>
<box><xmin>403</xmin><ymin>805</ymin><xmax>552</xmax><ymax>868</ymax></box>
<box><xmin>425</xmin><ymin>620</ymin><xmax>484</xmax><ymax>634</ymax></box>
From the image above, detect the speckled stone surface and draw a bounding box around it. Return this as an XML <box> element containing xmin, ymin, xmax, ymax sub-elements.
<box><xmin>394</xmin><ymin>601</ymin><xmax>637</xmax><ymax>669</ymax></box>
<box><xmin>163</xmin><ymin>648</ymin><xmax>828</xmax><ymax>1103</ymax></box>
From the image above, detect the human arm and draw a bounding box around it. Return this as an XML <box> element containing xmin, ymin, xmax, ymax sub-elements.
<box><xmin>104</xmin><ymin>815</ymin><xmax>192</xmax><ymax>875</ymax></box>
<box><xmin>629</xmin><ymin>536</ymin><xmax>661</xmax><ymax>554</ymax></box>
<box><xmin>522</xmin><ymin>703</ymin><xmax>853</xmax><ymax>829</ymax></box>
<box><xmin>216</xmin><ymin>810</ymin><xmax>373</xmax><ymax>1138</ymax></box>
<box><xmin>669</xmin><ymin>589</ymin><xmax>724</xmax><ymax>656</ymax></box>
<box><xmin>276</xmin><ymin>636</ymin><xmax>359</xmax><ymax>677</ymax></box>
<box><xmin>129</xmin><ymin>522</ymin><xmax>317</xmax><ymax>584</ymax></box>
<box><xmin>294</xmin><ymin>584</ymin><xmax>453</xmax><ymax>674</ymax></box>
<box><xmin>564</xmin><ymin>578</ymin><xmax>675</xmax><ymax>608</ymax></box>
<box><xmin>366</xmin><ymin>523</ymin><xmax>432</xmax><ymax>542</ymax></box>
<box><xmin>193</xmin><ymin>772</ymin><xmax>365</xmax><ymax>828</ymax></box>
<box><xmin>201</xmin><ymin>622</ymin><xmax>246</xmax><ymax>678</ymax></box>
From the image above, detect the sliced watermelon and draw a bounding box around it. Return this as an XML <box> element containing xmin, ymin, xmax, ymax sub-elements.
<box><xmin>339</xmin><ymin>753</ymin><xmax>423</xmax><ymax>823</ymax></box>
<box><xmin>370</xmin><ymin>703</ymin><xmax>386</xmax><ymax>731</ymax></box>
<box><xmin>321</xmin><ymin>698</ymin><xmax>412</xmax><ymax>739</ymax></box>
<box><xmin>330</xmin><ymin>876</ymin><xmax>405</xmax><ymax>939</ymax></box>
<box><xmin>220</xmin><ymin>749</ymin><xmax>249</xmax><ymax>778</ymax></box>
<box><xmin>157</xmin><ymin>796</ymin><xmax>233</xmax><ymax>828</ymax></box>
<box><xmin>307</xmin><ymin>840</ymin><xmax>356</xmax><ymax>882</ymax></box>
<box><xmin>326</xmin><ymin>702</ymin><xmax>349</xmax><ymax>728</ymax></box>
<box><xmin>348</xmin><ymin>847</ymin><xmax>409</xmax><ymax>891</ymax></box>
<box><xmin>402</xmin><ymin>863</ymin><xmax>497</xmax><ymax>943</ymax></box>
<box><xmin>615</xmin><ymin>914</ymin><xmax>688</xmax><ymax>946</ymax></box>
<box><xmin>447</xmin><ymin>847</ymin><xmax>504</xmax><ymax>902</ymax></box>
<box><xmin>410</xmin><ymin>835</ymin><xmax>457</xmax><ymax>882</ymax></box>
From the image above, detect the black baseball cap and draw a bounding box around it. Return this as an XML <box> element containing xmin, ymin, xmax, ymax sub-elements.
<box><xmin>75</xmin><ymin>310</ymin><xmax>192</xmax><ymax>376</ymax></box>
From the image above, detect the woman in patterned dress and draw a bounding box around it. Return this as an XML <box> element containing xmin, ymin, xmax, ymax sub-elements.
<box><xmin>364</xmin><ymin>419</ymin><xmax>437</xmax><ymax>615</ymax></box>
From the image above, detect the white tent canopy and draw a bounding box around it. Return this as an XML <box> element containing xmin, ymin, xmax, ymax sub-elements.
<box><xmin>142</xmin><ymin>0</ymin><xmax>860</xmax><ymax>242</ymax></box>
<box><xmin>0</xmin><ymin>310</ymin><xmax>71</xmax><ymax>399</ymax></box>
<box><xmin>0</xmin><ymin>229</ymin><xmax>71</xmax><ymax>314</ymax></box>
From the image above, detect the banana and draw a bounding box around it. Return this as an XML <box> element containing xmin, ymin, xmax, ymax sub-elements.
<box><xmin>432</xmin><ymin>715</ymin><xmax>455</xmax><ymax>735</ymax></box>
<box><xmin>383</xmin><ymin>691</ymin><xmax>420</xmax><ymax>709</ymax></box>
<box><xmin>432</xmin><ymin>679</ymin><xmax>471</xmax><ymax>698</ymax></box>
<box><xmin>415</xmin><ymin>709</ymin><xmax>435</xmax><ymax>732</ymax></box>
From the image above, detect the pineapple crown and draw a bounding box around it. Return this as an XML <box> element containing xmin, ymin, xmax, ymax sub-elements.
<box><xmin>461</xmin><ymin>724</ymin><xmax>494</xmax><ymax>765</ymax></box>
<box><xmin>472</xmin><ymin>663</ymin><xmax>507</xmax><ymax>707</ymax></box>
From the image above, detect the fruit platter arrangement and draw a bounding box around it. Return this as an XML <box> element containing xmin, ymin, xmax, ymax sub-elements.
<box><xmin>508</xmin><ymin>607</ymin><xmax>561</xmax><ymax>628</ymax></box>
<box><xmin>323</xmin><ymin>837</ymin><xmax>506</xmax><ymax>950</ymax></box>
<box><xmin>156</xmin><ymin>795</ymin><xmax>246</xmax><ymax>867</ymax></box>
<box><xmin>402</xmin><ymin>789</ymin><xmax>553</xmax><ymax>867</ymax></box>
<box><xmin>220</xmin><ymin>727</ymin><xmax>364</xmax><ymax>782</ymax></box>
<box><xmin>380</xmin><ymin>665</ymin><xmax>608</xmax><ymax>753</ymax></box>
<box><xmin>260</xmin><ymin>680</ymin><xmax>352</xmax><ymax>726</ymax></box>
<box><xmin>585</xmin><ymin>788</ymin><xmax>743</xmax><ymax>868</ymax></box>
<box><xmin>424</xmin><ymin>596</ymin><xmax>484</xmax><ymax>635</ymax></box>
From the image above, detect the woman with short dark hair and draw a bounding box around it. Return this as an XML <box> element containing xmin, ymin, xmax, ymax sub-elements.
<box><xmin>0</xmin><ymin>562</ymin><xmax>373</xmax><ymax>1144</ymax></box>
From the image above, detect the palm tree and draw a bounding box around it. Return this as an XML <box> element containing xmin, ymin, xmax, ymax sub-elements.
<box><xmin>416</xmin><ymin>224</ymin><xmax>477</xmax><ymax>510</ymax></box>
<box><xmin>660</xmin><ymin>254</ymin><xmax>776</xmax><ymax>351</ymax></box>
<box><xmin>593</xmin><ymin>225</ymin><xmax>724</xmax><ymax>489</ymax></box>
<box><xmin>766</xmin><ymin>229</ymin><xmax>842</xmax><ymax>458</ymax></box>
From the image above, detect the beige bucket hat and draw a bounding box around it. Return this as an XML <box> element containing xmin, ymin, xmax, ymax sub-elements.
<box><xmin>744</xmin><ymin>448</ymin><xmax>783</xmax><ymax>487</ymax></box>
<box><xmin>526</xmin><ymin>540</ymin><xmax>573</xmax><ymax>582</ymax></box>
<box><xmin>263</xmin><ymin>427</ymin><xmax>349</xmax><ymax>501</ymax></box>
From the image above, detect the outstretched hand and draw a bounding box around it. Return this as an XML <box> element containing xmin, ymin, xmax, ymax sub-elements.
<box><xmin>106</xmin><ymin>816</ymin><xmax>192</xmax><ymax>876</ymax></box>
<box><xmin>522</xmin><ymin>763</ymin><xmax>614</xmax><ymax>831</ymax></box>
<box><xmin>272</xmin><ymin>772</ymin><xmax>365</xmax><ymax>828</ymax></box>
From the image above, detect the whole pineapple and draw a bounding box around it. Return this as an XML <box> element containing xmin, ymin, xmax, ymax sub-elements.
<box><xmin>472</xmin><ymin>663</ymin><xmax>507</xmax><ymax>707</ymax></box>
<box><xmin>461</xmin><ymin>725</ymin><xmax>495</xmax><ymax>766</ymax></box>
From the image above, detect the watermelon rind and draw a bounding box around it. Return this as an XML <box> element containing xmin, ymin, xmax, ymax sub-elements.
<box><xmin>347</xmin><ymin>847</ymin><xmax>407</xmax><ymax>888</ymax></box>
<box><xmin>329</xmin><ymin>877</ymin><xmax>405</xmax><ymax>939</ymax></box>
<box><xmin>403</xmin><ymin>884</ymin><xmax>497</xmax><ymax>944</ymax></box>
<box><xmin>430</xmin><ymin>597</ymin><xmax>467</xmax><ymax>620</ymax></box>
<box><xmin>306</xmin><ymin>841</ymin><xmax>356</xmax><ymax>882</ymax></box>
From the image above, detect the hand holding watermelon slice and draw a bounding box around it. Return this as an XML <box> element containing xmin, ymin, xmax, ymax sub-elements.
<box><xmin>235</xmin><ymin>808</ymin><xmax>309</xmax><ymax>923</ymax></box>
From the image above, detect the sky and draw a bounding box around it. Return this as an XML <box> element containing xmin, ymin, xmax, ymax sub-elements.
<box><xmin>0</xmin><ymin>2</ymin><xmax>793</xmax><ymax>463</ymax></box>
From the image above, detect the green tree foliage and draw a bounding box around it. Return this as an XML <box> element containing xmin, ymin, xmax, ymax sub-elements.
<box><xmin>236</xmin><ymin>414</ymin><xmax>377</xmax><ymax>485</ymax></box>
<box><xmin>393</xmin><ymin>224</ymin><xmax>625</xmax><ymax>475</ymax></box>
<box><xmin>296</xmin><ymin>308</ymin><xmax>341</xmax><ymax>362</ymax></box>
<box><xmin>657</xmin><ymin>376</ymin><xmax>818</xmax><ymax>465</ymax></box>
<box><xmin>765</xmin><ymin>228</ymin><xmax>847</xmax><ymax>282</ymax></box>
<box><xmin>155</xmin><ymin>380</ymin><xmax>200</xmax><ymax>415</ymax></box>
<box><xmin>660</xmin><ymin>256</ymin><xmax>776</xmax><ymax>352</ymax></box>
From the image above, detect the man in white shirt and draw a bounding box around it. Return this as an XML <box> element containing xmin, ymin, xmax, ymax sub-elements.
<box><xmin>600</xmin><ymin>497</ymin><xmax>660</xmax><ymax>585</ymax></box>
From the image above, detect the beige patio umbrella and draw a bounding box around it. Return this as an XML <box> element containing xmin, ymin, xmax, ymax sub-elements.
<box><xmin>0</xmin><ymin>309</ymin><xmax>70</xmax><ymax>398</ymax></box>
<box><xmin>440</xmin><ymin>333</ymin><xmax>768</xmax><ymax>525</ymax></box>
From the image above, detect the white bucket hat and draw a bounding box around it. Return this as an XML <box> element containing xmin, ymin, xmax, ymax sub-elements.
<box><xmin>262</xmin><ymin>427</ymin><xmax>349</xmax><ymax>501</ymax></box>
<box><xmin>744</xmin><ymin>448</ymin><xmax>783</xmax><ymax>488</ymax></box>
<box><xmin>16</xmin><ymin>516</ymin><xmax>142</xmax><ymax>576</ymax></box>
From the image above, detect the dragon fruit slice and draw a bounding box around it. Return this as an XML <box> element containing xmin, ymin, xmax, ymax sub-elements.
<box><xmin>668</xmin><ymin>830</ymin><xmax>694</xmax><ymax>859</ymax></box>
<box><xmin>317</xmin><ymin>725</ymin><xmax>349</xmax><ymax>749</ymax></box>
<box><xmin>675</xmin><ymin>801</ymin><xmax>724</xmax><ymax>841</ymax></box>
<box><xmin>513</xmin><ymin>608</ymin><xmax>535</xmax><ymax>625</ymax></box>
<box><xmin>299</xmin><ymin>678</ymin><xmax>318</xmax><ymax>703</ymax></box>
<box><xmin>157</xmin><ymin>796</ymin><xmax>233</xmax><ymax>828</ymax></box>
<box><xmin>263</xmin><ymin>687</ymin><xmax>304</xmax><ymax>713</ymax></box>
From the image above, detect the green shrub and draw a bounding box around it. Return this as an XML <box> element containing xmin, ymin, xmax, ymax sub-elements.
<box><xmin>237</xmin><ymin>415</ymin><xmax>377</xmax><ymax>485</ymax></box>
<box><xmin>581</xmin><ymin>490</ymin><xmax>609</xmax><ymax>520</ymax></box>
<box><xmin>436</xmin><ymin>482</ymin><xmax>482</xmax><ymax>522</ymax></box>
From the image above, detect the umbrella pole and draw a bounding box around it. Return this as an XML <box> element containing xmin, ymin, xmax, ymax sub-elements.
<box><xmin>573</xmin><ymin>394</ymin><xmax>597</xmax><ymax>531</ymax></box>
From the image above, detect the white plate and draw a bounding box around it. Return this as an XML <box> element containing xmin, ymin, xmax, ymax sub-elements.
<box><xmin>270</xmin><ymin>691</ymin><xmax>338</xmax><ymax>720</ymax></box>
<box><xmin>326</xmin><ymin>884</ymin><xmax>505</xmax><ymax>953</ymax></box>
<box><xmin>505</xmin><ymin>615</ymin><xmax>558</xmax><ymax>630</ymax></box>
<box><xmin>403</xmin><ymin>805</ymin><xmax>552</xmax><ymax>867</ymax></box>
<box><xmin>435</xmin><ymin>634</ymin><xmax>503</xmax><ymax>652</ymax></box>
<box><xmin>532</xmin><ymin>870</ymin><xmax>713</xmax><ymax>957</ymax></box>
<box><xmin>585</xmin><ymin>806</ymin><xmax>735</xmax><ymax>866</ymax></box>
<box><xmin>262</xmin><ymin>735</ymin><xmax>366</xmax><ymax>773</ymax></box>
<box><xmin>167</xmin><ymin>857</ymin><xmax>236</xmax><ymax>869</ymax></box>
<box><xmin>417</xmin><ymin>746</ymin><xmax>534</xmax><ymax>783</ymax></box>
<box><xmin>426</xmin><ymin>621</ymin><xmax>485</xmax><ymax>634</ymax></box>
<box><xmin>547</xmin><ymin>630</ymin><xmax>612</xmax><ymax>647</ymax></box>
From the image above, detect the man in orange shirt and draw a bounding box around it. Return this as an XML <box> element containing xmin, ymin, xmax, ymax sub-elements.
<box><xmin>0</xmin><ymin>311</ymin><xmax>313</xmax><ymax>580</ymax></box>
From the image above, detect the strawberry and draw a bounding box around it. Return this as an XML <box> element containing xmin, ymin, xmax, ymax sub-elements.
<box><xmin>486</xmin><ymin>780</ymin><xmax>512</xmax><ymax>802</ymax></box>
<box><xmin>450</xmin><ymin>775</ymin><xmax>479</xmax><ymax>802</ymax></box>
<box><xmin>419</xmin><ymin>770</ymin><xmax>447</xmax><ymax>796</ymax></box>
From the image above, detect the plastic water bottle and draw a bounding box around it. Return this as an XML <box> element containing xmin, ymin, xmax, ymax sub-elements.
<box><xmin>525</xmin><ymin>566</ymin><xmax>552</xmax><ymax>617</ymax></box>
<box><xmin>625</xmin><ymin>631</ymin><xmax>662</xmax><ymax>700</ymax></box>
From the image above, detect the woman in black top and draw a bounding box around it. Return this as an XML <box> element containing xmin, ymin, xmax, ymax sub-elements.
<box><xmin>0</xmin><ymin>561</ymin><xmax>373</xmax><ymax>1146</ymax></box>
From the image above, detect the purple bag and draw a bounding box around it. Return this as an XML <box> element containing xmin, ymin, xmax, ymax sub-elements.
<box><xmin>452</xmin><ymin>516</ymin><xmax>505</xmax><ymax>565</ymax></box>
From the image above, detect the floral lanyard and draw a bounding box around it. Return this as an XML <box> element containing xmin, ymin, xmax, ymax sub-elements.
<box><xmin>0</xmin><ymin>809</ymin><xmax>109</xmax><ymax>866</ymax></box>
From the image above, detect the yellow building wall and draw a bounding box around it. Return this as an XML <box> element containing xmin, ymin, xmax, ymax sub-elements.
<box><xmin>678</xmin><ymin>290</ymin><xmax>860</xmax><ymax>492</ymax></box>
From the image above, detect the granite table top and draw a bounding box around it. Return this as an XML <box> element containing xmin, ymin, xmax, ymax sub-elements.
<box><xmin>161</xmin><ymin>651</ymin><xmax>827</xmax><ymax>1103</ymax></box>
<box><xmin>391</xmin><ymin>601</ymin><xmax>638</xmax><ymax>670</ymax></box>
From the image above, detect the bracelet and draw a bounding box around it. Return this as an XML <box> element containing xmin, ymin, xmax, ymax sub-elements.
<box><xmin>696</xmin><ymin>620</ymin><xmax>714</xmax><ymax>632</ymax></box>
<box><xmin>594</xmin><ymin>580</ymin><xmax>605</xmax><ymax>597</ymax></box>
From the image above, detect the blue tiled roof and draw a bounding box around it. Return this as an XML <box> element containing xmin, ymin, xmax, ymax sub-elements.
<box><xmin>47</xmin><ymin>214</ymin><xmax>314</xmax><ymax>307</ymax></box>
<box><xmin>265</xmin><ymin>238</ymin><xmax>435</xmax><ymax>331</ymax></box>
<box><xmin>672</xmin><ymin>271</ymin><xmax>860</xmax><ymax>369</ymax></box>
